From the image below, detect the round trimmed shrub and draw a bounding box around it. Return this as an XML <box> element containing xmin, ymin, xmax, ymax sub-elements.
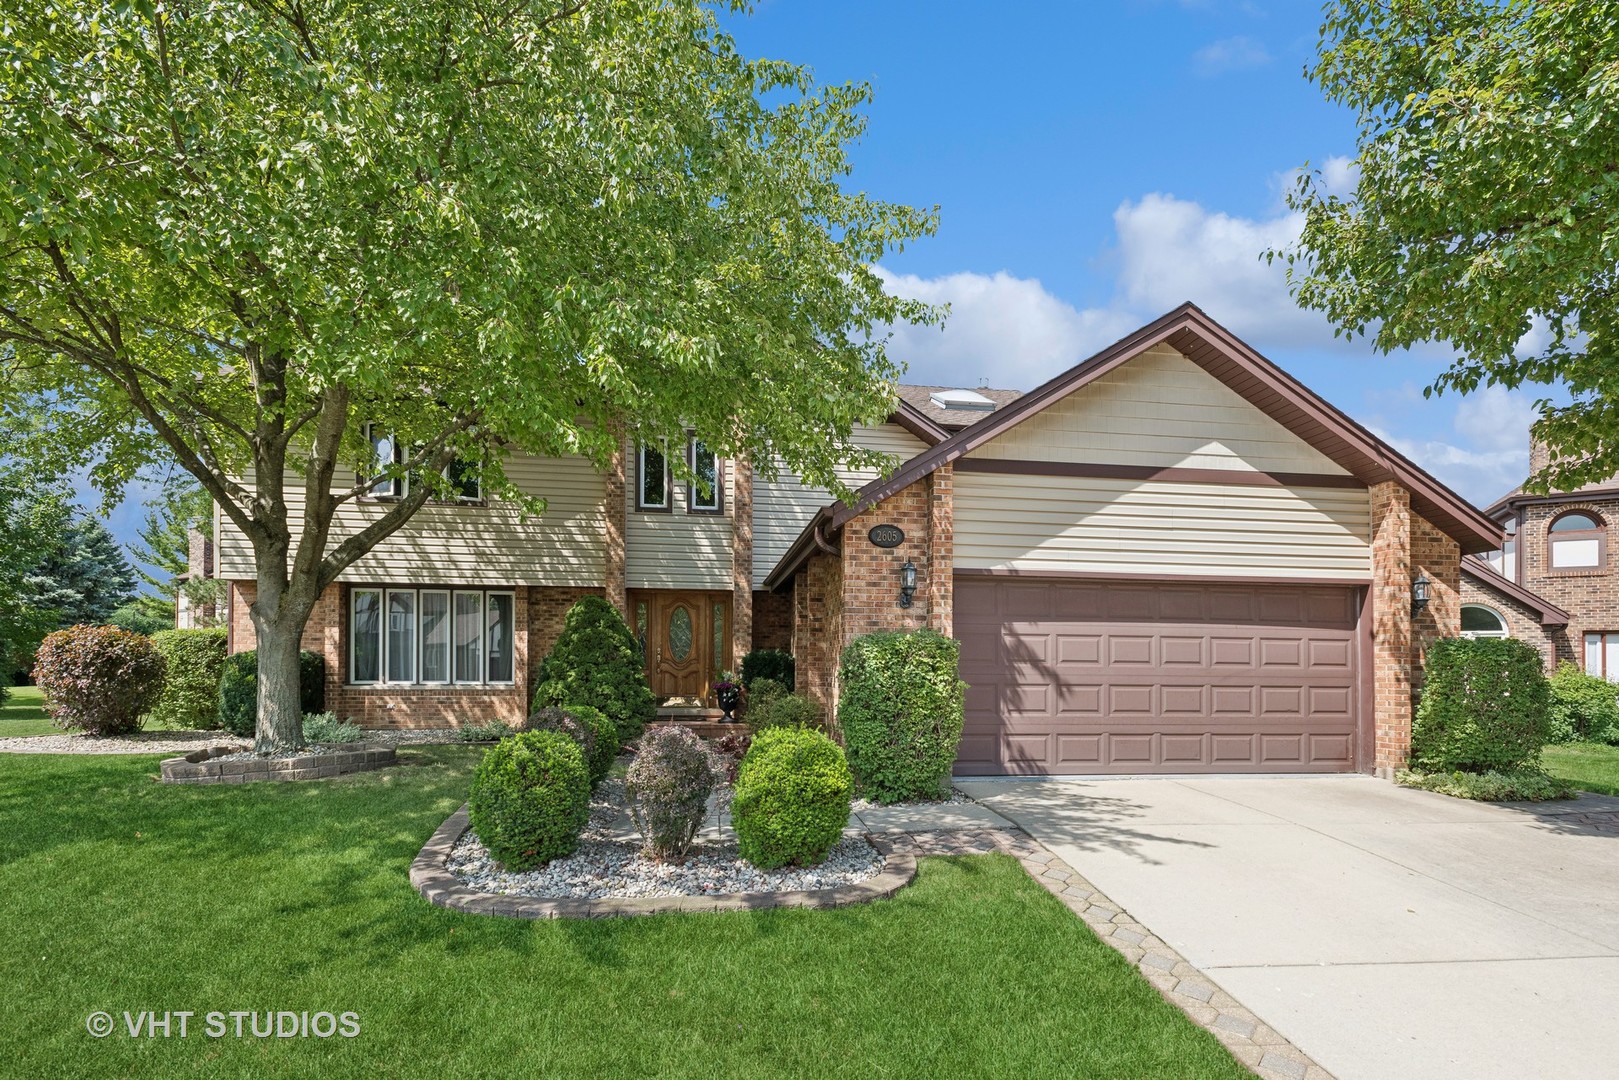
<box><xmin>732</xmin><ymin>727</ymin><xmax>852</xmax><ymax>869</ymax></box>
<box><xmin>837</xmin><ymin>629</ymin><xmax>966</xmax><ymax>804</ymax></box>
<box><xmin>146</xmin><ymin>628</ymin><xmax>228</xmax><ymax>729</ymax></box>
<box><xmin>468</xmin><ymin>731</ymin><xmax>591</xmax><ymax>870</ymax></box>
<box><xmin>532</xmin><ymin>596</ymin><xmax>654</xmax><ymax>742</ymax></box>
<box><xmin>624</xmin><ymin>725</ymin><xmax>715</xmax><ymax>860</ymax></box>
<box><xmin>749</xmin><ymin>692</ymin><xmax>821</xmax><ymax>731</ymax></box>
<box><xmin>745</xmin><ymin>677</ymin><xmax>788</xmax><ymax>711</ymax></box>
<box><xmin>217</xmin><ymin>648</ymin><xmax>326</xmax><ymax>737</ymax></box>
<box><xmin>34</xmin><ymin>625</ymin><xmax>167</xmax><ymax>736</ymax></box>
<box><xmin>740</xmin><ymin>649</ymin><xmax>795</xmax><ymax>691</ymax></box>
<box><xmin>1547</xmin><ymin>661</ymin><xmax>1619</xmax><ymax>744</ymax></box>
<box><xmin>1413</xmin><ymin>637</ymin><xmax>1552</xmax><ymax>772</ymax></box>
<box><xmin>524</xmin><ymin>705</ymin><xmax>618</xmax><ymax>787</ymax></box>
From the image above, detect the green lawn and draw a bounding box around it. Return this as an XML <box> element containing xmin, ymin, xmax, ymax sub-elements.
<box><xmin>1543</xmin><ymin>742</ymin><xmax>1619</xmax><ymax>796</ymax></box>
<box><xmin>0</xmin><ymin>746</ymin><xmax>1247</xmax><ymax>1080</ymax></box>
<box><xmin>0</xmin><ymin>685</ymin><xmax>54</xmax><ymax>738</ymax></box>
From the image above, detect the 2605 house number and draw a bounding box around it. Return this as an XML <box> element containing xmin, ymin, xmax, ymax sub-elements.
<box><xmin>868</xmin><ymin>524</ymin><xmax>905</xmax><ymax>548</ymax></box>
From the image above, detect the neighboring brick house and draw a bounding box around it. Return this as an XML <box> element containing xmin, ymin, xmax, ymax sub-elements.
<box><xmin>1461</xmin><ymin>439</ymin><xmax>1617</xmax><ymax>677</ymax></box>
<box><xmin>203</xmin><ymin>303</ymin><xmax>1498</xmax><ymax>776</ymax></box>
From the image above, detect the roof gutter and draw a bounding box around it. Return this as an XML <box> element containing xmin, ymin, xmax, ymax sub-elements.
<box><xmin>762</xmin><ymin>507</ymin><xmax>840</xmax><ymax>591</ymax></box>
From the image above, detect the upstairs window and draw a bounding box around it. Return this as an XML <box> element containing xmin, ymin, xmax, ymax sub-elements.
<box><xmin>1548</xmin><ymin>511</ymin><xmax>1605</xmax><ymax>571</ymax></box>
<box><xmin>363</xmin><ymin>424</ymin><xmax>407</xmax><ymax>498</ymax></box>
<box><xmin>446</xmin><ymin>458</ymin><xmax>482</xmax><ymax>502</ymax></box>
<box><xmin>638</xmin><ymin>443</ymin><xmax>670</xmax><ymax>510</ymax></box>
<box><xmin>688</xmin><ymin>437</ymin><xmax>722</xmax><ymax>514</ymax></box>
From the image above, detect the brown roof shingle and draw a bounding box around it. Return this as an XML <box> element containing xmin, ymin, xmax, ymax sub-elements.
<box><xmin>895</xmin><ymin>384</ymin><xmax>1026</xmax><ymax>430</ymax></box>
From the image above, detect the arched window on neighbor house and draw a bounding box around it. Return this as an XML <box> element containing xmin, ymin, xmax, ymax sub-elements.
<box><xmin>1548</xmin><ymin>511</ymin><xmax>1606</xmax><ymax>571</ymax></box>
<box><xmin>1460</xmin><ymin>604</ymin><xmax>1509</xmax><ymax>639</ymax></box>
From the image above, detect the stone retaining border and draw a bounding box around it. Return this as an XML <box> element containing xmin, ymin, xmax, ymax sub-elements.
<box><xmin>159</xmin><ymin>742</ymin><xmax>396</xmax><ymax>784</ymax></box>
<box><xmin>409</xmin><ymin>804</ymin><xmax>917</xmax><ymax>917</ymax></box>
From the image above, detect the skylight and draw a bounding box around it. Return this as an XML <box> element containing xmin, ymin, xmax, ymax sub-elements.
<box><xmin>929</xmin><ymin>388</ymin><xmax>996</xmax><ymax>411</ymax></box>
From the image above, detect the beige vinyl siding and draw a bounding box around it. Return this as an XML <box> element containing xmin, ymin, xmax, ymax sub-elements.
<box><xmin>954</xmin><ymin>471</ymin><xmax>1372</xmax><ymax>580</ymax></box>
<box><xmin>214</xmin><ymin>452</ymin><xmax>607</xmax><ymax>586</ymax></box>
<box><xmin>624</xmin><ymin>444</ymin><xmax>736</xmax><ymax>590</ymax></box>
<box><xmin>751</xmin><ymin>423</ymin><xmax>928</xmax><ymax>589</ymax></box>
<box><xmin>967</xmin><ymin>345</ymin><xmax>1351</xmax><ymax>475</ymax></box>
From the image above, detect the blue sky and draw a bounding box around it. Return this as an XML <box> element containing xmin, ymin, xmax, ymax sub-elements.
<box><xmin>102</xmin><ymin>0</ymin><xmax>1538</xmax><ymax>587</ymax></box>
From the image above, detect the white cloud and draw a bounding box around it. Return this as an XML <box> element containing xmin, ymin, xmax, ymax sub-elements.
<box><xmin>1372</xmin><ymin>427</ymin><xmax>1526</xmax><ymax>505</ymax></box>
<box><xmin>1452</xmin><ymin>385</ymin><xmax>1538</xmax><ymax>455</ymax></box>
<box><xmin>1192</xmin><ymin>36</ymin><xmax>1271</xmax><ymax>76</ymax></box>
<box><xmin>873</xmin><ymin>267</ymin><xmax>1137</xmax><ymax>390</ymax></box>
<box><xmin>1319</xmin><ymin>155</ymin><xmax>1360</xmax><ymax>198</ymax></box>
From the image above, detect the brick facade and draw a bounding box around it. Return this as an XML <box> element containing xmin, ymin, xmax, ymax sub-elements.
<box><xmin>1369</xmin><ymin>482</ymin><xmax>1414</xmax><ymax>775</ymax></box>
<box><xmin>1514</xmin><ymin>498</ymin><xmax>1619</xmax><ymax>666</ymax></box>
<box><xmin>791</xmin><ymin>552</ymin><xmax>843</xmax><ymax>714</ymax></box>
<box><xmin>751</xmin><ymin>589</ymin><xmax>792</xmax><ymax>652</ymax></box>
<box><xmin>1459</xmin><ymin>573</ymin><xmax>1575</xmax><ymax>669</ymax></box>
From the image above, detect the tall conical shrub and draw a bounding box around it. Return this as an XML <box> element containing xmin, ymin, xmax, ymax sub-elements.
<box><xmin>532</xmin><ymin>596</ymin><xmax>655</xmax><ymax>742</ymax></box>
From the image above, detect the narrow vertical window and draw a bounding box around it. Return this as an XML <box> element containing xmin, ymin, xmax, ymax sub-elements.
<box><xmin>420</xmin><ymin>590</ymin><xmax>450</xmax><ymax>683</ymax></box>
<box><xmin>689</xmin><ymin>438</ymin><xmax>721</xmax><ymax>512</ymax></box>
<box><xmin>351</xmin><ymin>589</ymin><xmax>382</xmax><ymax>683</ymax></box>
<box><xmin>486</xmin><ymin>593</ymin><xmax>514</xmax><ymax>683</ymax></box>
<box><xmin>713</xmin><ymin>602</ymin><xmax>725</xmax><ymax>674</ymax></box>
<box><xmin>638</xmin><ymin>444</ymin><xmax>669</xmax><ymax>509</ymax></box>
<box><xmin>447</xmin><ymin>458</ymin><xmax>481</xmax><ymax>502</ymax></box>
<box><xmin>454</xmin><ymin>591</ymin><xmax>484</xmax><ymax>683</ymax></box>
<box><xmin>386</xmin><ymin>590</ymin><xmax>417</xmax><ymax>683</ymax></box>
<box><xmin>635</xmin><ymin>599</ymin><xmax>649</xmax><ymax>662</ymax></box>
<box><xmin>365</xmin><ymin>424</ymin><xmax>406</xmax><ymax>498</ymax></box>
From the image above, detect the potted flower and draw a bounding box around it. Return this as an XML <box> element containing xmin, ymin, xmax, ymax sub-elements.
<box><xmin>711</xmin><ymin>671</ymin><xmax>742</xmax><ymax>722</ymax></box>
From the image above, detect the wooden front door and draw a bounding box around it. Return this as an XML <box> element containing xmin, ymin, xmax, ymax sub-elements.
<box><xmin>632</xmin><ymin>590</ymin><xmax>732</xmax><ymax>702</ymax></box>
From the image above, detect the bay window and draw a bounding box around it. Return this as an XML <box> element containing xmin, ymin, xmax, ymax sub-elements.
<box><xmin>349</xmin><ymin>587</ymin><xmax>515</xmax><ymax>685</ymax></box>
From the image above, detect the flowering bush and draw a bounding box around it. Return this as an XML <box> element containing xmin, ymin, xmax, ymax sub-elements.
<box><xmin>625</xmin><ymin>725</ymin><xmax>716</xmax><ymax>860</ymax></box>
<box><xmin>34</xmin><ymin>625</ymin><xmax>167</xmax><ymax>736</ymax></box>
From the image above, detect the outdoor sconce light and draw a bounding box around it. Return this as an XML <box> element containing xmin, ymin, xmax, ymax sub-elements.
<box><xmin>899</xmin><ymin>559</ymin><xmax>918</xmax><ymax>608</ymax></box>
<box><xmin>1411</xmin><ymin>573</ymin><xmax>1430</xmax><ymax>618</ymax></box>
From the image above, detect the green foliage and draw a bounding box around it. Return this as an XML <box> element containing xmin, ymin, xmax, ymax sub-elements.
<box><xmin>131</xmin><ymin>482</ymin><xmax>212</xmax><ymax>599</ymax></box>
<box><xmin>534</xmin><ymin>597</ymin><xmax>654</xmax><ymax>743</ymax></box>
<box><xmin>837</xmin><ymin>630</ymin><xmax>966</xmax><ymax>803</ymax></box>
<box><xmin>301</xmin><ymin>712</ymin><xmax>363</xmax><ymax>745</ymax></box>
<box><xmin>145</xmin><ymin>628</ymin><xmax>227</xmax><ymax>730</ymax></box>
<box><xmin>458</xmin><ymin>720</ymin><xmax>516</xmax><ymax>743</ymax></box>
<box><xmin>624</xmin><ymin>725</ymin><xmax>716</xmax><ymax>860</ymax></box>
<box><xmin>0</xmin><ymin>0</ymin><xmax>939</xmax><ymax>754</ymax></box>
<box><xmin>217</xmin><ymin>649</ymin><xmax>325</xmax><ymax>738</ymax></box>
<box><xmin>748</xmin><ymin>693</ymin><xmax>822</xmax><ymax>732</ymax></box>
<box><xmin>1547</xmin><ymin>662</ymin><xmax>1619</xmax><ymax>745</ymax></box>
<box><xmin>524</xmin><ymin>705</ymin><xmax>618</xmax><ymax>787</ymax></box>
<box><xmin>1395</xmin><ymin>767</ymin><xmax>1576</xmax><ymax>803</ymax></box>
<box><xmin>1283</xmin><ymin>2</ymin><xmax>1619</xmax><ymax>489</ymax></box>
<box><xmin>468</xmin><ymin>731</ymin><xmax>591</xmax><ymax>870</ymax></box>
<box><xmin>33</xmin><ymin>624</ymin><xmax>166</xmax><ymax>736</ymax></box>
<box><xmin>1412</xmin><ymin>638</ymin><xmax>1552</xmax><ymax>773</ymax></box>
<box><xmin>732</xmin><ymin>727</ymin><xmax>852</xmax><ymax>870</ymax></box>
<box><xmin>740</xmin><ymin>649</ymin><xmax>795</xmax><ymax>691</ymax></box>
<box><xmin>106</xmin><ymin>600</ymin><xmax>174</xmax><ymax>637</ymax></box>
<box><xmin>746</xmin><ymin>677</ymin><xmax>788</xmax><ymax>708</ymax></box>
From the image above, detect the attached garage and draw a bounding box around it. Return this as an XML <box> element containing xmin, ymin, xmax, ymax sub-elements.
<box><xmin>954</xmin><ymin>576</ymin><xmax>1364</xmax><ymax>774</ymax></box>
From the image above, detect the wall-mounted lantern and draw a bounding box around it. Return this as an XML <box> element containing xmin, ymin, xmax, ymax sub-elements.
<box><xmin>899</xmin><ymin>559</ymin><xmax>918</xmax><ymax>609</ymax></box>
<box><xmin>1411</xmin><ymin>573</ymin><xmax>1430</xmax><ymax>618</ymax></box>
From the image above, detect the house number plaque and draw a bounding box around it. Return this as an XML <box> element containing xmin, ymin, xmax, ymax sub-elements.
<box><xmin>867</xmin><ymin>524</ymin><xmax>905</xmax><ymax>548</ymax></box>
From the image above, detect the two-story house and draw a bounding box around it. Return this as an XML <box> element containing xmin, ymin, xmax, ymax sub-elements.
<box><xmin>1460</xmin><ymin>440</ymin><xmax>1618</xmax><ymax>677</ymax></box>
<box><xmin>208</xmin><ymin>304</ymin><xmax>1498</xmax><ymax>776</ymax></box>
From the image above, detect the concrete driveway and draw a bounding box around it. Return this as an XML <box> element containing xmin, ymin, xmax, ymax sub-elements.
<box><xmin>955</xmin><ymin>774</ymin><xmax>1619</xmax><ymax>1080</ymax></box>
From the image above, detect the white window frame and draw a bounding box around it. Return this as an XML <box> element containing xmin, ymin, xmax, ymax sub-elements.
<box><xmin>1585</xmin><ymin>632</ymin><xmax>1619</xmax><ymax>683</ymax></box>
<box><xmin>637</xmin><ymin>442</ymin><xmax>670</xmax><ymax>510</ymax></box>
<box><xmin>1548</xmin><ymin>511</ymin><xmax>1606</xmax><ymax>572</ymax></box>
<box><xmin>1459</xmin><ymin>604</ymin><xmax>1509</xmax><ymax>640</ymax></box>
<box><xmin>687</xmin><ymin>436</ymin><xmax>722</xmax><ymax>514</ymax></box>
<box><xmin>349</xmin><ymin>588</ymin><xmax>384</xmax><ymax>685</ymax></box>
<box><xmin>419</xmin><ymin>589</ymin><xmax>452</xmax><ymax>685</ymax></box>
<box><xmin>446</xmin><ymin>458</ymin><xmax>482</xmax><ymax>503</ymax></box>
<box><xmin>347</xmin><ymin>587</ymin><xmax>515</xmax><ymax>686</ymax></box>
<box><xmin>385</xmin><ymin>589</ymin><xmax>418</xmax><ymax>684</ymax></box>
<box><xmin>362</xmin><ymin>424</ymin><xmax>408</xmax><ymax>499</ymax></box>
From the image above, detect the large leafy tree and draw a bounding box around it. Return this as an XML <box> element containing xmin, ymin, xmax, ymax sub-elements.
<box><xmin>1282</xmin><ymin>0</ymin><xmax>1619</xmax><ymax>491</ymax></box>
<box><xmin>0</xmin><ymin>1</ymin><xmax>937</xmax><ymax>752</ymax></box>
<box><xmin>0</xmin><ymin>464</ymin><xmax>74</xmax><ymax>683</ymax></box>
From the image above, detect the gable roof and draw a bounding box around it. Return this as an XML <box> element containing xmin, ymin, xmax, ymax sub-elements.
<box><xmin>763</xmin><ymin>303</ymin><xmax>1502</xmax><ymax>589</ymax></box>
<box><xmin>1485</xmin><ymin>479</ymin><xmax>1619</xmax><ymax>519</ymax></box>
<box><xmin>1461</xmin><ymin>562</ymin><xmax>1571</xmax><ymax>627</ymax></box>
<box><xmin>895</xmin><ymin>384</ymin><xmax>1026</xmax><ymax>430</ymax></box>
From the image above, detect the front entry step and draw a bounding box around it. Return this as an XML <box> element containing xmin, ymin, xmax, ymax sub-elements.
<box><xmin>645</xmin><ymin>715</ymin><xmax>751</xmax><ymax>740</ymax></box>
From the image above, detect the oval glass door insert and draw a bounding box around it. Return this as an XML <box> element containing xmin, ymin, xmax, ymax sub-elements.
<box><xmin>668</xmin><ymin>606</ymin><xmax>693</xmax><ymax>663</ymax></box>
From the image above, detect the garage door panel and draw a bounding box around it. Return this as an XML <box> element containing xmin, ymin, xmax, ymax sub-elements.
<box><xmin>955</xmin><ymin>577</ymin><xmax>1361</xmax><ymax>774</ymax></box>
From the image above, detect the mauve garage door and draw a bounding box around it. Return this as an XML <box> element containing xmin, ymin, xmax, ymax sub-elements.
<box><xmin>954</xmin><ymin>577</ymin><xmax>1362</xmax><ymax>775</ymax></box>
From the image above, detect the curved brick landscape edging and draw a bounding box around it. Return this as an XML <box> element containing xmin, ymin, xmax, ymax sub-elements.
<box><xmin>409</xmin><ymin>804</ymin><xmax>918</xmax><ymax>918</ymax></box>
<box><xmin>159</xmin><ymin>742</ymin><xmax>396</xmax><ymax>784</ymax></box>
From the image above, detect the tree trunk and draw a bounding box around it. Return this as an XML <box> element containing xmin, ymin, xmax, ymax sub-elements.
<box><xmin>250</xmin><ymin>595</ymin><xmax>316</xmax><ymax>755</ymax></box>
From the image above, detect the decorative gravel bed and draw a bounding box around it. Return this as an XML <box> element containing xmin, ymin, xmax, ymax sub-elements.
<box><xmin>852</xmin><ymin>790</ymin><xmax>972</xmax><ymax>812</ymax></box>
<box><xmin>446</xmin><ymin>778</ymin><xmax>885</xmax><ymax>900</ymax></box>
<box><xmin>0</xmin><ymin>731</ymin><xmax>249</xmax><ymax>755</ymax></box>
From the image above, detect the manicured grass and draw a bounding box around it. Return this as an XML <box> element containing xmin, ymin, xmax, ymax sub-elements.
<box><xmin>0</xmin><ymin>685</ymin><xmax>54</xmax><ymax>737</ymax></box>
<box><xmin>0</xmin><ymin>747</ymin><xmax>1247</xmax><ymax>1080</ymax></box>
<box><xmin>1543</xmin><ymin>742</ymin><xmax>1619</xmax><ymax>796</ymax></box>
